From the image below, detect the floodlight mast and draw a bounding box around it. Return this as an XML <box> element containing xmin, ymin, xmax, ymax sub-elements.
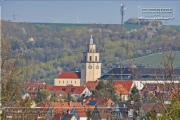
<box><xmin>120</xmin><ymin>2</ymin><xmax>125</xmax><ymax>29</ymax></box>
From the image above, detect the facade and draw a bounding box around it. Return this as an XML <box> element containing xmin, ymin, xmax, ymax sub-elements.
<box><xmin>81</xmin><ymin>35</ymin><xmax>102</xmax><ymax>84</ymax></box>
<box><xmin>54</xmin><ymin>72</ymin><xmax>81</xmax><ymax>86</ymax></box>
<box><xmin>99</xmin><ymin>67</ymin><xmax>180</xmax><ymax>90</ymax></box>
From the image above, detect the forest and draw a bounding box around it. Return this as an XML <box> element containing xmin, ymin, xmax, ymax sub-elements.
<box><xmin>2</xmin><ymin>19</ymin><xmax>180</xmax><ymax>84</ymax></box>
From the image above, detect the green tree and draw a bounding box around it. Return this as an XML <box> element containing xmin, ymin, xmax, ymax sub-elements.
<box><xmin>65</xmin><ymin>92</ymin><xmax>74</xmax><ymax>102</ymax></box>
<box><xmin>1</xmin><ymin>39</ymin><xmax>23</xmax><ymax>106</ymax></box>
<box><xmin>36</xmin><ymin>87</ymin><xmax>50</xmax><ymax>103</ymax></box>
<box><xmin>96</xmin><ymin>81</ymin><xmax>105</xmax><ymax>90</ymax></box>
<box><xmin>20</xmin><ymin>96</ymin><xmax>32</xmax><ymax>107</ymax></box>
<box><xmin>86</xmin><ymin>108</ymin><xmax>92</xmax><ymax>120</ymax></box>
<box><xmin>129</xmin><ymin>86</ymin><xmax>141</xmax><ymax>102</ymax></box>
<box><xmin>50</xmin><ymin>92</ymin><xmax>58</xmax><ymax>102</ymax></box>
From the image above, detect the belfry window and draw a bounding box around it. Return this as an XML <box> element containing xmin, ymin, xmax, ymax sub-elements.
<box><xmin>95</xmin><ymin>56</ymin><xmax>97</xmax><ymax>61</ymax></box>
<box><xmin>89</xmin><ymin>56</ymin><xmax>92</xmax><ymax>61</ymax></box>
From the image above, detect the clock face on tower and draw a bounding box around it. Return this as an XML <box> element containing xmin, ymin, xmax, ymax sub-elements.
<box><xmin>88</xmin><ymin>65</ymin><xmax>92</xmax><ymax>69</ymax></box>
<box><xmin>96</xmin><ymin>65</ymin><xmax>99</xmax><ymax>69</ymax></box>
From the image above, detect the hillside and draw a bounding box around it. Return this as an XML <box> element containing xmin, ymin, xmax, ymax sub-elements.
<box><xmin>122</xmin><ymin>51</ymin><xmax>180</xmax><ymax>68</ymax></box>
<box><xmin>2</xmin><ymin>20</ymin><xmax>180</xmax><ymax>83</ymax></box>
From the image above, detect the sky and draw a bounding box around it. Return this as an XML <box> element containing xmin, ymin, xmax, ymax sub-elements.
<box><xmin>0</xmin><ymin>0</ymin><xmax>180</xmax><ymax>25</ymax></box>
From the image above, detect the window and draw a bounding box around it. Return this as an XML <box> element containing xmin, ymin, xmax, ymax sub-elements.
<box><xmin>89</xmin><ymin>56</ymin><xmax>92</xmax><ymax>61</ymax></box>
<box><xmin>75</xmin><ymin>81</ymin><xmax>76</xmax><ymax>84</ymax></box>
<box><xmin>59</xmin><ymin>80</ymin><xmax>60</xmax><ymax>84</ymax></box>
<box><xmin>63</xmin><ymin>81</ymin><xmax>64</xmax><ymax>84</ymax></box>
<box><xmin>71</xmin><ymin>81</ymin><xmax>72</xmax><ymax>84</ymax></box>
<box><xmin>67</xmin><ymin>81</ymin><xmax>68</xmax><ymax>84</ymax></box>
<box><xmin>95</xmin><ymin>56</ymin><xmax>97</xmax><ymax>61</ymax></box>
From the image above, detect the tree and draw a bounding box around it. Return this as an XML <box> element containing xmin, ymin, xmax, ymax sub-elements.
<box><xmin>96</xmin><ymin>81</ymin><xmax>105</xmax><ymax>90</ymax></box>
<box><xmin>65</xmin><ymin>92</ymin><xmax>74</xmax><ymax>102</ymax></box>
<box><xmin>20</xmin><ymin>96</ymin><xmax>32</xmax><ymax>107</ymax></box>
<box><xmin>129</xmin><ymin>86</ymin><xmax>141</xmax><ymax>102</ymax></box>
<box><xmin>50</xmin><ymin>92</ymin><xmax>58</xmax><ymax>102</ymax></box>
<box><xmin>86</xmin><ymin>108</ymin><xmax>92</xmax><ymax>120</ymax></box>
<box><xmin>36</xmin><ymin>86</ymin><xmax>50</xmax><ymax>103</ymax></box>
<box><xmin>1</xmin><ymin>39</ymin><xmax>24</xmax><ymax>107</ymax></box>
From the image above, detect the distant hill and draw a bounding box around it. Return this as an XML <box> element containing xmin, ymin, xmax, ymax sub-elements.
<box><xmin>122</xmin><ymin>51</ymin><xmax>180</xmax><ymax>68</ymax></box>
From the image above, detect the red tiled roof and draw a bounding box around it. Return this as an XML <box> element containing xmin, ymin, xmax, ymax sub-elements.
<box><xmin>85</xmin><ymin>97</ymin><xmax>114</xmax><ymax>107</ymax></box>
<box><xmin>56</xmin><ymin>72</ymin><xmax>81</xmax><ymax>79</ymax></box>
<box><xmin>51</xmin><ymin>86</ymin><xmax>87</xmax><ymax>94</ymax></box>
<box><xmin>114</xmin><ymin>84</ymin><xmax>129</xmax><ymax>95</ymax></box>
<box><xmin>24</xmin><ymin>83</ymin><xmax>53</xmax><ymax>94</ymax></box>
<box><xmin>114</xmin><ymin>81</ymin><xmax>133</xmax><ymax>92</ymax></box>
<box><xmin>85</xmin><ymin>81</ymin><xmax>99</xmax><ymax>91</ymax></box>
<box><xmin>45</xmin><ymin>101</ymin><xmax>94</xmax><ymax>112</ymax></box>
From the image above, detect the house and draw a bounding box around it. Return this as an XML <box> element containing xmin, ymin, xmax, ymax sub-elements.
<box><xmin>24</xmin><ymin>83</ymin><xmax>53</xmax><ymax>98</ymax></box>
<box><xmin>77</xmin><ymin>111</ymin><xmax>88</xmax><ymax>120</ymax></box>
<box><xmin>71</xmin><ymin>107</ymin><xmax>88</xmax><ymax>120</ymax></box>
<box><xmin>51</xmin><ymin>86</ymin><xmax>91</xmax><ymax>100</ymax></box>
<box><xmin>141</xmin><ymin>103</ymin><xmax>170</xmax><ymax>119</ymax></box>
<box><xmin>99</xmin><ymin>67</ymin><xmax>180</xmax><ymax>90</ymax></box>
<box><xmin>85</xmin><ymin>81</ymin><xmax>99</xmax><ymax>92</ymax></box>
<box><xmin>91</xmin><ymin>106</ymin><xmax>112</xmax><ymax>120</ymax></box>
<box><xmin>85</xmin><ymin>97</ymin><xmax>115</xmax><ymax>109</ymax></box>
<box><xmin>114</xmin><ymin>81</ymin><xmax>133</xmax><ymax>101</ymax></box>
<box><xmin>141</xmin><ymin>83</ymin><xmax>179</xmax><ymax>103</ymax></box>
<box><xmin>114</xmin><ymin>102</ymin><xmax>141</xmax><ymax>120</ymax></box>
<box><xmin>61</xmin><ymin>114</ymin><xmax>77</xmax><ymax>120</ymax></box>
<box><xmin>54</xmin><ymin>72</ymin><xmax>81</xmax><ymax>86</ymax></box>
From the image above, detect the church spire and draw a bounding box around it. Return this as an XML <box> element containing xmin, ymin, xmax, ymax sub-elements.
<box><xmin>90</xmin><ymin>35</ymin><xmax>93</xmax><ymax>44</ymax></box>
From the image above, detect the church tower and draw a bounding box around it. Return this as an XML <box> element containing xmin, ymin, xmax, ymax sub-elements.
<box><xmin>81</xmin><ymin>35</ymin><xmax>101</xmax><ymax>85</ymax></box>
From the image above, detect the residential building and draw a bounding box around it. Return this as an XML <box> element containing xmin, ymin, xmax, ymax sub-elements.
<box><xmin>114</xmin><ymin>81</ymin><xmax>133</xmax><ymax>101</ymax></box>
<box><xmin>52</xmin><ymin>86</ymin><xmax>92</xmax><ymax>100</ymax></box>
<box><xmin>99</xmin><ymin>67</ymin><xmax>180</xmax><ymax>90</ymax></box>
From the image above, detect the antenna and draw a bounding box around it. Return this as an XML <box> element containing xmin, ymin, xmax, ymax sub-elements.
<box><xmin>120</xmin><ymin>2</ymin><xmax>125</xmax><ymax>28</ymax></box>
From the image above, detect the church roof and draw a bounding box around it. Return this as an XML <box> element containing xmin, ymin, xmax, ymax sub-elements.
<box><xmin>56</xmin><ymin>72</ymin><xmax>81</xmax><ymax>79</ymax></box>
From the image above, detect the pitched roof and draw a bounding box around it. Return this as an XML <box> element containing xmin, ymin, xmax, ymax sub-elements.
<box><xmin>85</xmin><ymin>81</ymin><xmax>99</xmax><ymax>91</ymax></box>
<box><xmin>62</xmin><ymin>114</ymin><xmax>75</xmax><ymax>120</ymax></box>
<box><xmin>52</xmin><ymin>86</ymin><xmax>87</xmax><ymax>94</ymax></box>
<box><xmin>114</xmin><ymin>84</ymin><xmax>129</xmax><ymax>95</ymax></box>
<box><xmin>85</xmin><ymin>98</ymin><xmax>114</xmax><ymax>107</ymax></box>
<box><xmin>45</xmin><ymin>101</ymin><xmax>94</xmax><ymax>113</ymax></box>
<box><xmin>56</xmin><ymin>72</ymin><xmax>81</xmax><ymax>79</ymax></box>
<box><xmin>24</xmin><ymin>83</ymin><xmax>53</xmax><ymax>94</ymax></box>
<box><xmin>114</xmin><ymin>81</ymin><xmax>133</xmax><ymax>93</ymax></box>
<box><xmin>142</xmin><ymin>103</ymin><xmax>170</xmax><ymax>114</ymax></box>
<box><xmin>99</xmin><ymin>67</ymin><xmax>180</xmax><ymax>80</ymax></box>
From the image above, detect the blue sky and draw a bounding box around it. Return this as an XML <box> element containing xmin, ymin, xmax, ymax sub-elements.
<box><xmin>0</xmin><ymin>0</ymin><xmax>179</xmax><ymax>25</ymax></box>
